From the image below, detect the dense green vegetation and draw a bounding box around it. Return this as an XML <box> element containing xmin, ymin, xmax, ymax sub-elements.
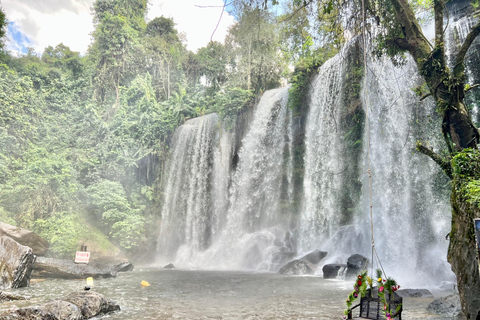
<box><xmin>0</xmin><ymin>0</ymin><xmax>335</xmax><ymax>258</ymax></box>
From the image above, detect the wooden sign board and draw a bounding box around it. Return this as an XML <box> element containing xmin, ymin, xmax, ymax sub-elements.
<box><xmin>75</xmin><ymin>251</ymin><xmax>90</xmax><ymax>264</ymax></box>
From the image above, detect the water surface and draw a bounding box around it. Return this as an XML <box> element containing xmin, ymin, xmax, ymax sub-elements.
<box><xmin>0</xmin><ymin>268</ymin><xmax>460</xmax><ymax>319</ymax></box>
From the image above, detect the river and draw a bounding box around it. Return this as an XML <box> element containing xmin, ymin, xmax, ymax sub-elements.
<box><xmin>0</xmin><ymin>268</ymin><xmax>460</xmax><ymax>319</ymax></box>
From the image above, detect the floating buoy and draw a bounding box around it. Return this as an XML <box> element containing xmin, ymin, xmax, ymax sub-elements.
<box><xmin>141</xmin><ymin>280</ymin><xmax>150</xmax><ymax>287</ymax></box>
<box><xmin>86</xmin><ymin>277</ymin><xmax>94</xmax><ymax>286</ymax></box>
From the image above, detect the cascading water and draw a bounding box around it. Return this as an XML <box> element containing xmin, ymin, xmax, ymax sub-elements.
<box><xmin>156</xmin><ymin>9</ymin><xmax>475</xmax><ymax>287</ymax></box>
<box><xmin>298</xmin><ymin>36</ymin><xmax>453</xmax><ymax>286</ymax></box>
<box><xmin>157</xmin><ymin>87</ymin><xmax>296</xmax><ymax>270</ymax></box>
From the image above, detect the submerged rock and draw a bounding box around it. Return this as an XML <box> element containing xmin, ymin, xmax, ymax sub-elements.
<box><xmin>427</xmin><ymin>295</ymin><xmax>462</xmax><ymax>317</ymax></box>
<box><xmin>111</xmin><ymin>261</ymin><xmax>134</xmax><ymax>273</ymax></box>
<box><xmin>33</xmin><ymin>257</ymin><xmax>117</xmax><ymax>279</ymax></box>
<box><xmin>345</xmin><ymin>254</ymin><xmax>369</xmax><ymax>278</ymax></box>
<box><xmin>0</xmin><ymin>222</ymin><xmax>49</xmax><ymax>256</ymax></box>
<box><xmin>0</xmin><ymin>236</ymin><xmax>36</xmax><ymax>289</ymax></box>
<box><xmin>0</xmin><ymin>291</ymin><xmax>120</xmax><ymax>320</ymax></box>
<box><xmin>396</xmin><ymin>289</ymin><xmax>433</xmax><ymax>298</ymax></box>
<box><xmin>164</xmin><ymin>263</ymin><xmax>175</xmax><ymax>269</ymax></box>
<box><xmin>0</xmin><ymin>291</ymin><xmax>27</xmax><ymax>302</ymax></box>
<box><xmin>322</xmin><ymin>264</ymin><xmax>346</xmax><ymax>279</ymax></box>
<box><xmin>278</xmin><ymin>260</ymin><xmax>314</xmax><ymax>275</ymax></box>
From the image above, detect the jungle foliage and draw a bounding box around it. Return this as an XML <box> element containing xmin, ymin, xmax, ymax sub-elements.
<box><xmin>0</xmin><ymin>0</ymin><xmax>331</xmax><ymax>258</ymax></box>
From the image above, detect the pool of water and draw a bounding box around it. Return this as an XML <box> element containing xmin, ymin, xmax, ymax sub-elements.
<box><xmin>0</xmin><ymin>268</ymin><xmax>461</xmax><ymax>319</ymax></box>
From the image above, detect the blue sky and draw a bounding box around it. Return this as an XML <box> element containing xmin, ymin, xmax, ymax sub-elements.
<box><xmin>6</xmin><ymin>22</ymin><xmax>32</xmax><ymax>55</ymax></box>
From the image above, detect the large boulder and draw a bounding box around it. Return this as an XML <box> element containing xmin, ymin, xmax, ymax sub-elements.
<box><xmin>278</xmin><ymin>260</ymin><xmax>314</xmax><ymax>275</ymax></box>
<box><xmin>396</xmin><ymin>289</ymin><xmax>433</xmax><ymax>298</ymax></box>
<box><xmin>0</xmin><ymin>291</ymin><xmax>120</xmax><ymax>320</ymax></box>
<box><xmin>0</xmin><ymin>222</ymin><xmax>49</xmax><ymax>256</ymax></box>
<box><xmin>32</xmin><ymin>257</ymin><xmax>117</xmax><ymax>279</ymax></box>
<box><xmin>345</xmin><ymin>254</ymin><xmax>369</xmax><ymax>278</ymax></box>
<box><xmin>427</xmin><ymin>295</ymin><xmax>462</xmax><ymax>317</ymax></box>
<box><xmin>322</xmin><ymin>264</ymin><xmax>347</xmax><ymax>279</ymax></box>
<box><xmin>0</xmin><ymin>236</ymin><xmax>36</xmax><ymax>289</ymax></box>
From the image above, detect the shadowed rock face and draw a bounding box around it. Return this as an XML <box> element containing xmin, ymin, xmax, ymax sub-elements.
<box><xmin>0</xmin><ymin>222</ymin><xmax>49</xmax><ymax>256</ymax></box>
<box><xmin>0</xmin><ymin>291</ymin><xmax>120</xmax><ymax>320</ymax></box>
<box><xmin>0</xmin><ymin>236</ymin><xmax>36</xmax><ymax>289</ymax></box>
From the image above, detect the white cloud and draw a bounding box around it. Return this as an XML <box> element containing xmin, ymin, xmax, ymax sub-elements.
<box><xmin>1</xmin><ymin>0</ymin><xmax>235</xmax><ymax>55</ymax></box>
<box><xmin>148</xmin><ymin>0</ymin><xmax>235</xmax><ymax>52</ymax></box>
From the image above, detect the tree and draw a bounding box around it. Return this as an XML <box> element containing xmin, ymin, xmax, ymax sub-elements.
<box><xmin>144</xmin><ymin>17</ymin><xmax>186</xmax><ymax>100</ymax></box>
<box><xmin>225</xmin><ymin>5</ymin><xmax>287</xmax><ymax>93</ymax></box>
<box><xmin>0</xmin><ymin>6</ymin><xmax>7</xmax><ymax>50</ymax></box>
<box><xmin>90</xmin><ymin>0</ymin><xmax>147</xmax><ymax>105</ymax></box>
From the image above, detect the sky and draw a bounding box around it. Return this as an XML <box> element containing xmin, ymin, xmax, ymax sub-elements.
<box><xmin>1</xmin><ymin>0</ymin><xmax>235</xmax><ymax>55</ymax></box>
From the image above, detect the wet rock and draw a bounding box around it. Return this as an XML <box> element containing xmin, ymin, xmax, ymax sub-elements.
<box><xmin>0</xmin><ymin>236</ymin><xmax>36</xmax><ymax>289</ymax></box>
<box><xmin>111</xmin><ymin>261</ymin><xmax>134</xmax><ymax>273</ymax></box>
<box><xmin>278</xmin><ymin>260</ymin><xmax>314</xmax><ymax>275</ymax></box>
<box><xmin>300</xmin><ymin>250</ymin><xmax>328</xmax><ymax>265</ymax></box>
<box><xmin>164</xmin><ymin>263</ymin><xmax>175</xmax><ymax>269</ymax></box>
<box><xmin>32</xmin><ymin>257</ymin><xmax>117</xmax><ymax>279</ymax></box>
<box><xmin>396</xmin><ymin>289</ymin><xmax>433</xmax><ymax>298</ymax></box>
<box><xmin>345</xmin><ymin>254</ymin><xmax>369</xmax><ymax>278</ymax></box>
<box><xmin>0</xmin><ymin>291</ymin><xmax>120</xmax><ymax>320</ymax></box>
<box><xmin>427</xmin><ymin>295</ymin><xmax>462</xmax><ymax>317</ymax></box>
<box><xmin>0</xmin><ymin>291</ymin><xmax>27</xmax><ymax>302</ymax></box>
<box><xmin>0</xmin><ymin>222</ymin><xmax>49</xmax><ymax>256</ymax></box>
<box><xmin>322</xmin><ymin>264</ymin><xmax>346</xmax><ymax>279</ymax></box>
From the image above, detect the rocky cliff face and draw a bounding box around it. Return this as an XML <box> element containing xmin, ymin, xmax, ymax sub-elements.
<box><xmin>0</xmin><ymin>236</ymin><xmax>36</xmax><ymax>289</ymax></box>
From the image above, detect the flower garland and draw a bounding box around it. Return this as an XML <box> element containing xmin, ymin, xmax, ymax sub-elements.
<box><xmin>343</xmin><ymin>270</ymin><xmax>402</xmax><ymax>320</ymax></box>
<box><xmin>343</xmin><ymin>271</ymin><xmax>368</xmax><ymax>319</ymax></box>
<box><xmin>375</xmin><ymin>270</ymin><xmax>402</xmax><ymax>320</ymax></box>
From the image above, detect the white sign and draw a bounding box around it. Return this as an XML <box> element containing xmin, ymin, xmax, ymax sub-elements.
<box><xmin>75</xmin><ymin>251</ymin><xmax>90</xmax><ymax>264</ymax></box>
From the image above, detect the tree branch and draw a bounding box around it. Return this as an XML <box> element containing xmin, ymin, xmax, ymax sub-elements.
<box><xmin>466</xmin><ymin>84</ymin><xmax>480</xmax><ymax>93</ymax></box>
<box><xmin>434</xmin><ymin>0</ymin><xmax>445</xmax><ymax>47</ymax></box>
<box><xmin>416</xmin><ymin>142</ymin><xmax>452</xmax><ymax>179</ymax></box>
<box><xmin>454</xmin><ymin>21</ymin><xmax>480</xmax><ymax>81</ymax></box>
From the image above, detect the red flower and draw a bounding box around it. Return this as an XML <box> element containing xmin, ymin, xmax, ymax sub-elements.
<box><xmin>357</xmin><ymin>281</ymin><xmax>362</xmax><ymax>286</ymax></box>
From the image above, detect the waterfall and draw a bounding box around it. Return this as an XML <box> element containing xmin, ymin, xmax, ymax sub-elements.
<box><xmin>158</xmin><ymin>87</ymin><xmax>295</xmax><ymax>270</ymax></box>
<box><xmin>156</xmin><ymin>16</ymin><xmax>471</xmax><ymax>286</ymax></box>
<box><xmin>157</xmin><ymin>113</ymin><xmax>219</xmax><ymax>259</ymax></box>
<box><xmin>296</xmin><ymin>36</ymin><xmax>453</xmax><ymax>285</ymax></box>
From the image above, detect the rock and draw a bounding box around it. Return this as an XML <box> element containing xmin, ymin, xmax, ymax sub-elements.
<box><xmin>164</xmin><ymin>263</ymin><xmax>175</xmax><ymax>269</ymax></box>
<box><xmin>300</xmin><ymin>250</ymin><xmax>328</xmax><ymax>265</ymax></box>
<box><xmin>396</xmin><ymin>289</ymin><xmax>433</xmax><ymax>298</ymax></box>
<box><xmin>0</xmin><ymin>291</ymin><xmax>120</xmax><ymax>320</ymax></box>
<box><xmin>0</xmin><ymin>291</ymin><xmax>27</xmax><ymax>302</ymax></box>
<box><xmin>0</xmin><ymin>222</ymin><xmax>49</xmax><ymax>256</ymax></box>
<box><xmin>345</xmin><ymin>254</ymin><xmax>369</xmax><ymax>278</ymax></box>
<box><xmin>0</xmin><ymin>236</ymin><xmax>36</xmax><ymax>289</ymax></box>
<box><xmin>111</xmin><ymin>261</ymin><xmax>134</xmax><ymax>273</ymax></box>
<box><xmin>427</xmin><ymin>295</ymin><xmax>462</xmax><ymax>317</ymax></box>
<box><xmin>278</xmin><ymin>260</ymin><xmax>314</xmax><ymax>275</ymax></box>
<box><xmin>62</xmin><ymin>291</ymin><xmax>120</xmax><ymax>318</ymax></box>
<box><xmin>322</xmin><ymin>264</ymin><xmax>347</xmax><ymax>279</ymax></box>
<box><xmin>32</xmin><ymin>257</ymin><xmax>117</xmax><ymax>279</ymax></box>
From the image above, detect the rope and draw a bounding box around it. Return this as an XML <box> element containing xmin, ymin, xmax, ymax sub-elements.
<box><xmin>361</xmin><ymin>0</ymin><xmax>388</xmax><ymax>281</ymax></box>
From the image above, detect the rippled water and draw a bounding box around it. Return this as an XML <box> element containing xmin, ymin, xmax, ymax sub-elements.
<box><xmin>0</xmin><ymin>268</ymin><xmax>459</xmax><ymax>319</ymax></box>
